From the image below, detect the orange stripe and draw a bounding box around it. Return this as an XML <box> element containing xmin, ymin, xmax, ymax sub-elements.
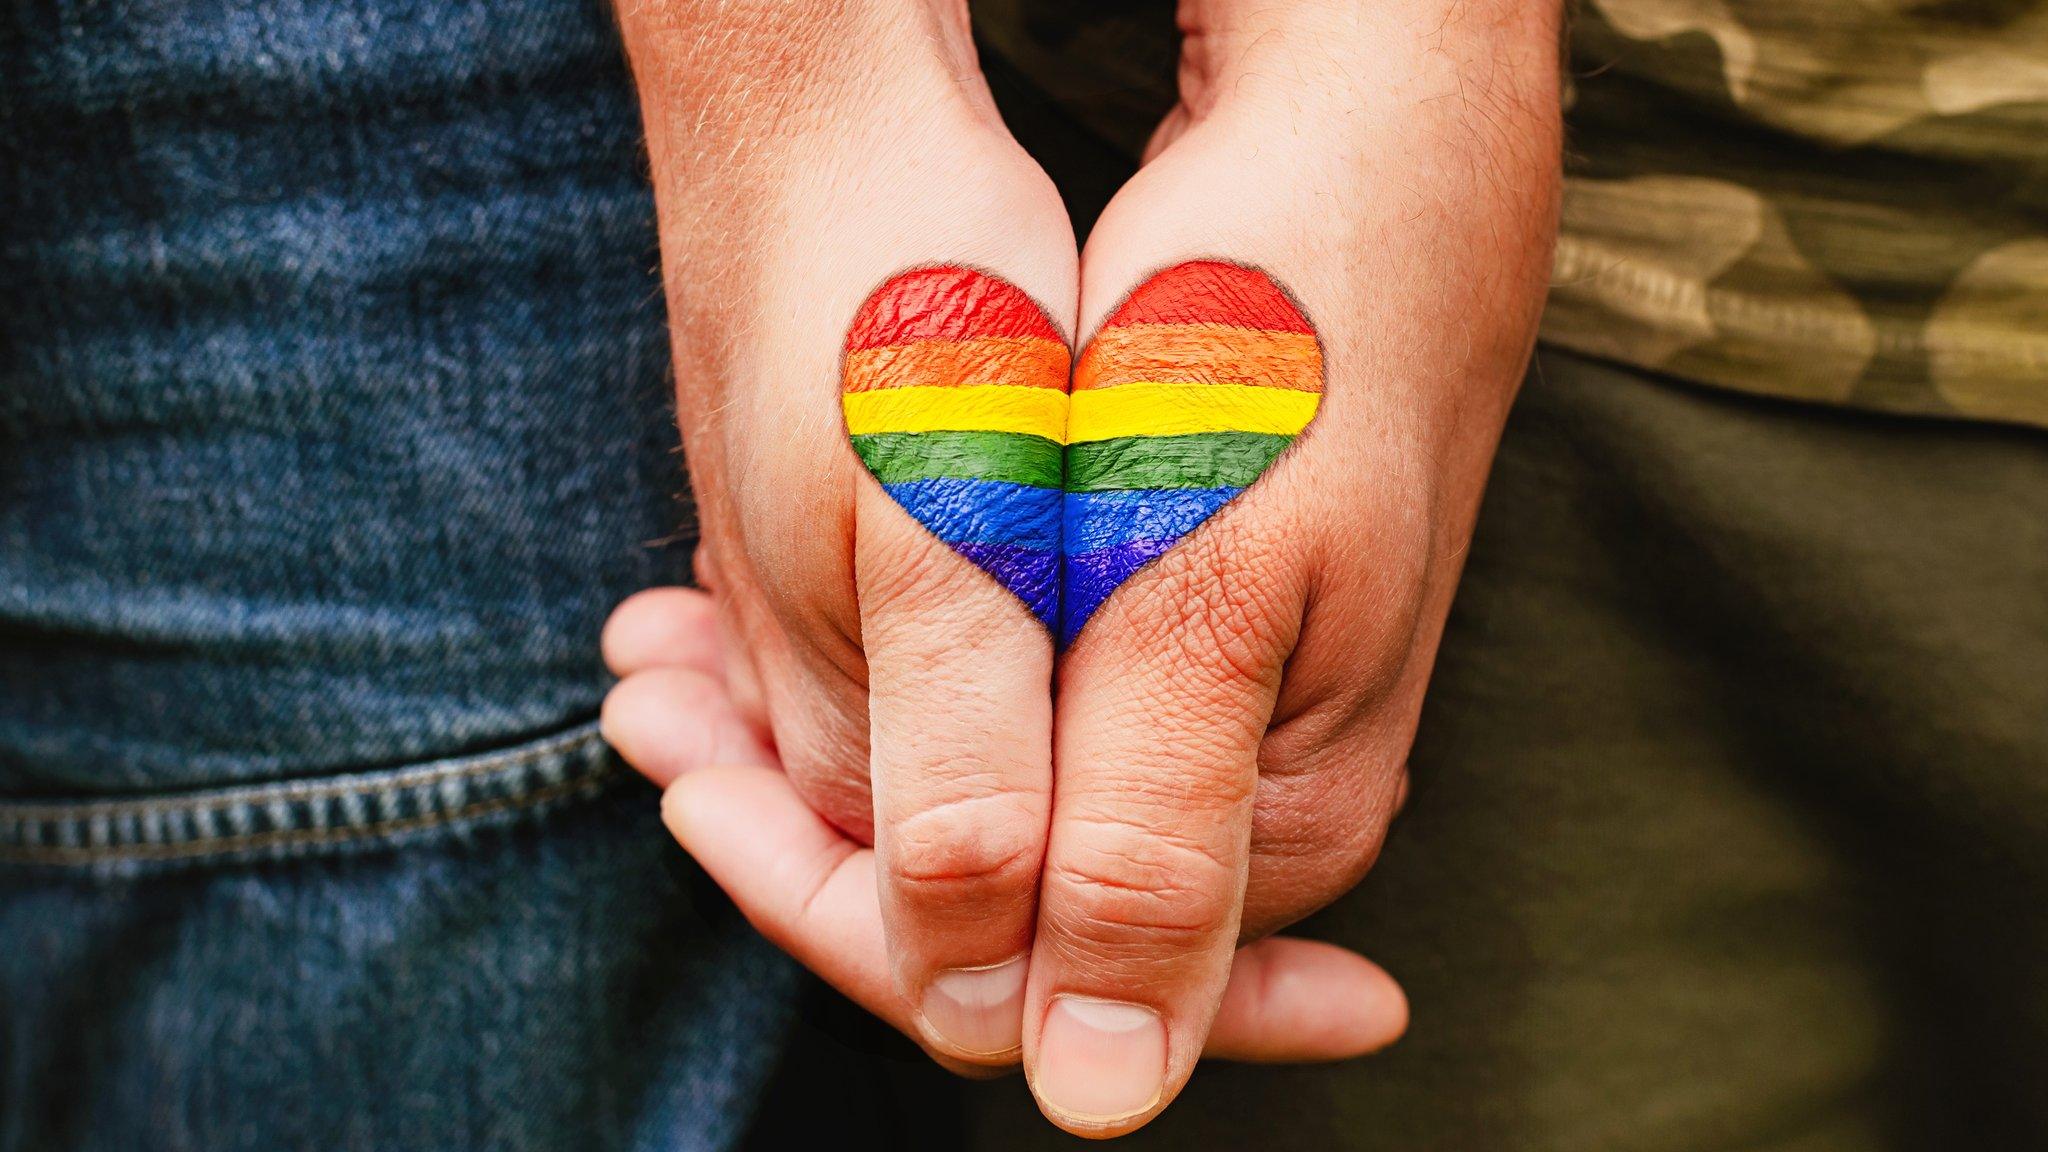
<box><xmin>843</xmin><ymin>335</ymin><xmax>1070</xmax><ymax>393</ymax></box>
<box><xmin>1074</xmin><ymin>324</ymin><xmax>1322</xmax><ymax>392</ymax></box>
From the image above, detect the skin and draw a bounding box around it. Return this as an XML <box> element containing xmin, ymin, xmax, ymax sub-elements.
<box><xmin>611</xmin><ymin>0</ymin><xmax>1561</xmax><ymax>1137</ymax></box>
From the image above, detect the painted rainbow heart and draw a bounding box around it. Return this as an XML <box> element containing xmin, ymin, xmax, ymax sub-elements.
<box><xmin>841</xmin><ymin>261</ymin><xmax>1322</xmax><ymax>646</ymax></box>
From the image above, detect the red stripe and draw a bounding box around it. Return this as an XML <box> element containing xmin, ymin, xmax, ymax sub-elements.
<box><xmin>845</xmin><ymin>266</ymin><xmax>1064</xmax><ymax>351</ymax></box>
<box><xmin>1100</xmin><ymin>261</ymin><xmax>1313</xmax><ymax>333</ymax></box>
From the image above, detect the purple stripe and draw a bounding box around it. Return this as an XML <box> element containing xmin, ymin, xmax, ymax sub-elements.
<box><xmin>951</xmin><ymin>542</ymin><xmax>1060</xmax><ymax>631</ymax></box>
<box><xmin>1059</xmin><ymin>538</ymin><xmax>1180</xmax><ymax>647</ymax></box>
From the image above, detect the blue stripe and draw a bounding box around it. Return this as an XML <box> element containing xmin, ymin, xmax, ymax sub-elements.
<box><xmin>882</xmin><ymin>477</ymin><xmax>1064</xmax><ymax>551</ymax></box>
<box><xmin>1061</xmin><ymin>487</ymin><xmax>1242</xmax><ymax>555</ymax></box>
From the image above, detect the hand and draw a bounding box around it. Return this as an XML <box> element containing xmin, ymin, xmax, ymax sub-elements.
<box><xmin>601</xmin><ymin>588</ymin><xmax>1409</xmax><ymax>1080</ymax></box>
<box><xmin>986</xmin><ymin>0</ymin><xmax>1559</xmax><ymax>1131</ymax></box>
<box><xmin>611</xmin><ymin>0</ymin><xmax>1414</xmax><ymax>1092</ymax></box>
<box><xmin>615</xmin><ymin>0</ymin><xmax>1075</xmax><ymax>1067</ymax></box>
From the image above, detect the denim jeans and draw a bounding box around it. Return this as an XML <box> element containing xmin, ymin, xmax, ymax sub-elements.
<box><xmin>0</xmin><ymin>1</ymin><xmax>796</xmax><ymax>1148</ymax></box>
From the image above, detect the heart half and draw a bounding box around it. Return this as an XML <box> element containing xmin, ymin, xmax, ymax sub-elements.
<box><xmin>841</xmin><ymin>266</ymin><xmax>1071</xmax><ymax>630</ymax></box>
<box><xmin>840</xmin><ymin>261</ymin><xmax>1321</xmax><ymax>647</ymax></box>
<box><xmin>1060</xmin><ymin>261</ymin><xmax>1323</xmax><ymax>645</ymax></box>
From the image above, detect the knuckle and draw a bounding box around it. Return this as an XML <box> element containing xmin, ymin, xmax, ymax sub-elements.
<box><xmin>1264</xmin><ymin>749</ymin><xmax>1389</xmax><ymax>850</ymax></box>
<box><xmin>885</xmin><ymin>791</ymin><xmax>1046</xmax><ymax>912</ymax></box>
<box><xmin>1243</xmin><ymin>769</ymin><xmax>1394</xmax><ymax>936</ymax></box>
<box><xmin>1297</xmin><ymin>826</ymin><xmax>1387</xmax><ymax>932</ymax></box>
<box><xmin>1257</xmin><ymin>819</ymin><xmax>1385</xmax><ymax>911</ymax></box>
<box><xmin>1046</xmin><ymin>807</ymin><xmax>1241</xmax><ymax>953</ymax></box>
<box><xmin>1259</xmin><ymin>698</ymin><xmax>1369</xmax><ymax>777</ymax></box>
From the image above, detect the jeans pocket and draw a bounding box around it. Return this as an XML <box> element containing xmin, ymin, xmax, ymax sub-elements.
<box><xmin>0</xmin><ymin>721</ymin><xmax>622</xmax><ymax>874</ymax></box>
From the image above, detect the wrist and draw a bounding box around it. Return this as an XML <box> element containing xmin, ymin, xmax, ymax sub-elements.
<box><xmin>617</xmin><ymin>0</ymin><xmax>988</xmax><ymax>167</ymax></box>
<box><xmin>1179</xmin><ymin>0</ymin><xmax>1563</xmax><ymax>121</ymax></box>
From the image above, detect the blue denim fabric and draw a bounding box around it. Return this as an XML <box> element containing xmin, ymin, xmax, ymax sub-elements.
<box><xmin>0</xmin><ymin>738</ymin><xmax>798</xmax><ymax>1152</ymax></box>
<box><xmin>0</xmin><ymin>1</ymin><xmax>798</xmax><ymax>1147</ymax></box>
<box><xmin>0</xmin><ymin>0</ymin><xmax>682</xmax><ymax>792</ymax></box>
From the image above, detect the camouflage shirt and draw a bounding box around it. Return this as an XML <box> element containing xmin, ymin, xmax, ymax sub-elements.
<box><xmin>1555</xmin><ymin>0</ymin><xmax>2048</xmax><ymax>428</ymax></box>
<box><xmin>978</xmin><ymin>0</ymin><xmax>2048</xmax><ymax>429</ymax></box>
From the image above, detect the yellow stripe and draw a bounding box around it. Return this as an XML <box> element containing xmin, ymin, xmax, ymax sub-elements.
<box><xmin>842</xmin><ymin>384</ymin><xmax>1068</xmax><ymax>440</ymax></box>
<box><xmin>1067</xmin><ymin>383</ymin><xmax>1319</xmax><ymax>444</ymax></box>
<box><xmin>845</xmin><ymin>382</ymin><xmax>1320</xmax><ymax>443</ymax></box>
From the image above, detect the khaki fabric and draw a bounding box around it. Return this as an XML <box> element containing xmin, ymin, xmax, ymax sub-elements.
<box><xmin>1555</xmin><ymin>0</ymin><xmax>2048</xmax><ymax>429</ymax></box>
<box><xmin>974</xmin><ymin>1</ymin><xmax>2048</xmax><ymax>429</ymax></box>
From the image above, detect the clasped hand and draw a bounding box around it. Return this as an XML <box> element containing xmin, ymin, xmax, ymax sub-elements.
<box><xmin>604</xmin><ymin>0</ymin><xmax>1558</xmax><ymax>1137</ymax></box>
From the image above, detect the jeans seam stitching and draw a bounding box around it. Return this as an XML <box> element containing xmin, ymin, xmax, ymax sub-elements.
<box><xmin>0</xmin><ymin>723</ymin><xmax>599</xmax><ymax>822</ymax></box>
<box><xmin>0</xmin><ymin>771</ymin><xmax>617</xmax><ymax>866</ymax></box>
<box><xmin>0</xmin><ymin>723</ymin><xmax>624</xmax><ymax>864</ymax></box>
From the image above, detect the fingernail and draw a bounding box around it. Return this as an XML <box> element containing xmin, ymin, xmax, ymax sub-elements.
<box><xmin>1033</xmin><ymin>996</ymin><xmax>1166</xmax><ymax>1124</ymax></box>
<box><xmin>918</xmin><ymin>957</ymin><xmax>1028</xmax><ymax>1057</ymax></box>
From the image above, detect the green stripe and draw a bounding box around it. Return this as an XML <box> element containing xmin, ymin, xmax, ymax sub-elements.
<box><xmin>1065</xmin><ymin>431</ymin><xmax>1293</xmax><ymax>492</ymax></box>
<box><xmin>851</xmin><ymin>430</ymin><xmax>1063</xmax><ymax>489</ymax></box>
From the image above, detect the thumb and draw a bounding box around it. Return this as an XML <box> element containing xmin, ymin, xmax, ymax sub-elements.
<box><xmin>844</xmin><ymin>265</ymin><xmax>1068</xmax><ymax>1064</ymax></box>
